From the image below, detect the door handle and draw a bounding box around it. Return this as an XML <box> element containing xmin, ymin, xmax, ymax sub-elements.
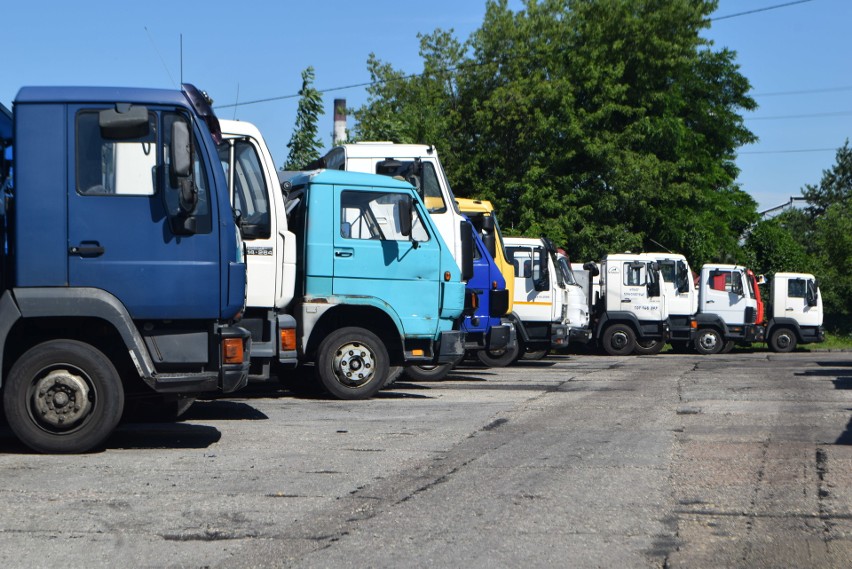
<box><xmin>69</xmin><ymin>243</ymin><xmax>105</xmax><ymax>258</ymax></box>
<box><xmin>334</xmin><ymin>250</ymin><xmax>353</xmax><ymax>258</ymax></box>
<box><xmin>786</xmin><ymin>307</ymin><xmax>794</xmax><ymax>311</ymax></box>
<box><xmin>706</xmin><ymin>300</ymin><xmax>715</xmax><ymax>304</ymax></box>
<box><xmin>621</xmin><ymin>299</ymin><xmax>631</xmax><ymax>303</ymax></box>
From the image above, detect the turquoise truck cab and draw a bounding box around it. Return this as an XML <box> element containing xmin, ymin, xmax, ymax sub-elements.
<box><xmin>283</xmin><ymin>169</ymin><xmax>465</xmax><ymax>399</ymax></box>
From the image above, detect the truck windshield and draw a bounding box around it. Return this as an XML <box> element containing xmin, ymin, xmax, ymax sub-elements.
<box><xmin>217</xmin><ymin>138</ymin><xmax>271</xmax><ymax>239</ymax></box>
<box><xmin>556</xmin><ymin>256</ymin><xmax>577</xmax><ymax>286</ymax></box>
<box><xmin>375</xmin><ymin>160</ymin><xmax>447</xmax><ymax>214</ymax></box>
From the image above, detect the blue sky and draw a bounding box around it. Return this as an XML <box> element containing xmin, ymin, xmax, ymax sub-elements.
<box><xmin>3</xmin><ymin>0</ymin><xmax>849</xmax><ymax>212</ymax></box>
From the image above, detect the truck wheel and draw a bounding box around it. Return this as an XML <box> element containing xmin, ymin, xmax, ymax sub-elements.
<box><xmin>769</xmin><ymin>328</ymin><xmax>797</xmax><ymax>353</ymax></box>
<box><xmin>384</xmin><ymin>366</ymin><xmax>404</xmax><ymax>388</ymax></box>
<box><xmin>633</xmin><ymin>339</ymin><xmax>664</xmax><ymax>355</ymax></box>
<box><xmin>3</xmin><ymin>340</ymin><xmax>124</xmax><ymax>453</ymax></box>
<box><xmin>523</xmin><ymin>349</ymin><xmax>550</xmax><ymax>360</ymax></box>
<box><xmin>720</xmin><ymin>340</ymin><xmax>735</xmax><ymax>354</ymax></box>
<box><xmin>403</xmin><ymin>363</ymin><xmax>454</xmax><ymax>382</ymax></box>
<box><xmin>695</xmin><ymin>328</ymin><xmax>723</xmax><ymax>355</ymax></box>
<box><xmin>601</xmin><ymin>324</ymin><xmax>636</xmax><ymax>356</ymax></box>
<box><xmin>316</xmin><ymin>327</ymin><xmax>388</xmax><ymax>399</ymax></box>
<box><xmin>476</xmin><ymin>338</ymin><xmax>522</xmax><ymax>367</ymax></box>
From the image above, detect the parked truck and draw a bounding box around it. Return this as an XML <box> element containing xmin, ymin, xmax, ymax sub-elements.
<box><xmin>589</xmin><ymin>253</ymin><xmax>669</xmax><ymax>356</ymax></box>
<box><xmin>218</xmin><ymin>121</ymin><xmax>466</xmax><ymax>398</ymax></box>
<box><xmin>500</xmin><ymin>236</ymin><xmax>591</xmax><ymax>363</ymax></box>
<box><xmin>0</xmin><ymin>85</ymin><xmax>251</xmax><ymax>453</ymax></box>
<box><xmin>764</xmin><ymin>272</ymin><xmax>824</xmax><ymax>352</ymax></box>
<box><xmin>309</xmin><ymin>142</ymin><xmax>516</xmax><ymax>373</ymax></box>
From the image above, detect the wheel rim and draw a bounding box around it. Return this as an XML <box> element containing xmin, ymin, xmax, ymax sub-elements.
<box><xmin>28</xmin><ymin>365</ymin><xmax>95</xmax><ymax>434</ymax></box>
<box><xmin>699</xmin><ymin>333</ymin><xmax>718</xmax><ymax>352</ymax></box>
<box><xmin>610</xmin><ymin>330</ymin><xmax>630</xmax><ymax>351</ymax></box>
<box><xmin>776</xmin><ymin>333</ymin><xmax>793</xmax><ymax>350</ymax></box>
<box><xmin>331</xmin><ymin>341</ymin><xmax>377</xmax><ymax>388</ymax></box>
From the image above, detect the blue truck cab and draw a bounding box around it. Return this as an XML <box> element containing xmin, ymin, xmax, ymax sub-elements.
<box><xmin>283</xmin><ymin>169</ymin><xmax>466</xmax><ymax>399</ymax></box>
<box><xmin>0</xmin><ymin>85</ymin><xmax>250</xmax><ymax>453</ymax></box>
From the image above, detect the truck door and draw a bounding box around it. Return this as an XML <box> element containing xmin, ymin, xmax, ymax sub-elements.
<box><xmin>67</xmin><ymin>107</ymin><xmax>221</xmax><ymax>320</ymax></box>
<box><xmin>332</xmin><ymin>188</ymin><xmax>440</xmax><ymax>335</ymax></box>
<box><xmin>783</xmin><ymin>277</ymin><xmax>822</xmax><ymax>327</ymax></box>
<box><xmin>620</xmin><ymin>262</ymin><xmax>663</xmax><ymax>321</ymax></box>
<box><xmin>507</xmin><ymin>245</ymin><xmax>552</xmax><ymax>322</ymax></box>
<box><xmin>703</xmin><ymin>268</ymin><xmax>747</xmax><ymax>325</ymax></box>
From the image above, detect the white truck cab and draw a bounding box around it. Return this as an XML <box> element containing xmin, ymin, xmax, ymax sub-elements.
<box><xmin>766</xmin><ymin>272</ymin><xmax>824</xmax><ymax>352</ymax></box>
<box><xmin>310</xmin><ymin>143</ymin><xmax>467</xmax><ymax>269</ymax></box>
<box><xmin>503</xmin><ymin>236</ymin><xmax>590</xmax><ymax>361</ymax></box>
<box><xmin>592</xmin><ymin>253</ymin><xmax>670</xmax><ymax>355</ymax></box>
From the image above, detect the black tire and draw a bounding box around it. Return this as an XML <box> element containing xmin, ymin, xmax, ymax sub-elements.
<box><xmin>601</xmin><ymin>324</ymin><xmax>636</xmax><ymax>356</ymax></box>
<box><xmin>316</xmin><ymin>327</ymin><xmax>388</xmax><ymax>399</ymax></box>
<box><xmin>3</xmin><ymin>340</ymin><xmax>124</xmax><ymax>453</ymax></box>
<box><xmin>476</xmin><ymin>338</ymin><xmax>522</xmax><ymax>367</ymax></box>
<box><xmin>694</xmin><ymin>328</ymin><xmax>723</xmax><ymax>355</ymax></box>
<box><xmin>384</xmin><ymin>366</ymin><xmax>404</xmax><ymax>388</ymax></box>
<box><xmin>720</xmin><ymin>340</ymin><xmax>735</xmax><ymax>354</ymax></box>
<box><xmin>633</xmin><ymin>339</ymin><xmax>664</xmax><ymax>355</ymax></box>
<box><xmin>769</xmin><ymin>327</ymin><xmax>797</xmax><ymax>353</ymax></box>
<box><xmin>403</xmin><ymin>363</ymin><xmax>454</xmax><ymax>382</ymax></box>
<box><xmin>523</xmin><ymin>349</ymin><xmax>550</xmax><ymax>360</ymax></box>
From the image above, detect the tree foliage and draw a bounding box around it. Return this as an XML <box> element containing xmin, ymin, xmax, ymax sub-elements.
<box><xmin>283</xmin><ymin>67</ymin><xmax>324</xmax><ymax>170</ymax></box>
<box><xmin>353</xmin><ymin>0</ymin><xmax>758</xmax><ymax>267</ymax></box>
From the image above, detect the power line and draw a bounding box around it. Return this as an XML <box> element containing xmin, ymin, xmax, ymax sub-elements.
<box><xmin>739</xmin><ymin>147</ymin><xmax>836</xmax><ymax>155</ymax></box>
<box><xmin>711</xmin><ymin>0</ymin><xmax>815</xmax><ymax>21</ymax></box>
<box><xmin>214</xmin><ymin>0</ymin><xmax>821</xmax><ymax>110</ymax></box>
<box><xmin>753</xmin><ymin>85</ymin><xmax>852</xmax><ymax>97</ymax></box>
<box><xmin>746</xmin><ymin>110</ymin><xmax>852</xmax><ymax>121</ymax></box>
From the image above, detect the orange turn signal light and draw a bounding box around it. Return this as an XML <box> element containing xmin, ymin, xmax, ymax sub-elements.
<box><xmin>280</xmin><ymin>329</ymin><xmax>297</xmax><ymax>351</ymax></box>
<box><xmin>444</xmin><ymin>271</ymin><xmax>452</xmax><ymax>282</ymax></box>
<box><xmin>222</xmin><ymin>338</ymin><xmax>245</xmax><ymax>364</ymax></box>
<box><xmin>690</xmin><ymin>320</ymin><xmax>698</xmax><ymax>329</ymax></box>
<box><xmin>411</xmin><ymin>349</ymin><xmax>424</xmax><ymax>356</ymax></box>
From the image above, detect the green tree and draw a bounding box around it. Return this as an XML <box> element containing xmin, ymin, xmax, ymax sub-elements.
<box><xmin>283</xmin><ymin>67</ymin><xmax>324</xmax><ymax>170</ymax></box>
<box><xmin>354</xmin><ymin>0</ymin><xmax>758</xmax><ymax>266</ymax></box>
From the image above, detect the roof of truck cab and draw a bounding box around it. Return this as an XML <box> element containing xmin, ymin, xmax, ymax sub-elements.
<box><xmin>15</xmin><ymin>86</ymin><xmax>191</xmax><ymax>106</ymax></box>
<box><xmin>284</xmin><ymin>168</ymin><xmax>416</xmax><ymax>191</ymax></box>
<box><xmin>455</xmin><ymin>197</ymin><xmax>495</xmax><ymax>213</ymax></box>
<box><xmin>337</xmin><ymin>142</ymin><xmax>440</xmax><ymax>159</ymax></box>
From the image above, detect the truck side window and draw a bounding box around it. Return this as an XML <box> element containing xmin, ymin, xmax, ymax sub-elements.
<box><xmin>340</xmin><ymin>191</ymin><xmax>429</xmax><ymax>242</ymax></box>
<box><xmin>788</xmin><ymin>279</ymin><xmax>806</xmax><ymax>298</ymax></box>
<box><xmin>76</xmin><ymin>111</ymin><xmax>157</xmax><ymax>196</ymax></box>
<box><xmin>708</xmin><ymin>270</ymin><xmax>730</xmax><ymax>292</ymax></box>
<box><xmin>163</xmin><ymin>113</ymin><xmax>212</xmax><ymax>234</ymax></box>
<box><xmin>624</xmin><ymin>263</ymin><xmax>646</xmax><ymax>286</ymax></box>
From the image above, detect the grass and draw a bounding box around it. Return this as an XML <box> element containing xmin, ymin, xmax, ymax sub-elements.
<box><xmin>804</xmin><ymin>331</ymin><xmax>852</xmax><ymax>351</ymax></box>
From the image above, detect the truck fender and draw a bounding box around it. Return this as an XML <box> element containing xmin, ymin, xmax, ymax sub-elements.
<box><xmin>594</xmin><ymin>312</ymin><xmax>641</xmax><ymax>340</ymax></box>
<box><xmin>766</xmin><ymin>317</ymin><xmax>804</xmax><ymax>342</ymax></box>
<box><xmin>693</xmin><ymin>313</ymin><xmax>729</xmax><ymax>336</ymax></box>
<box><xmin>302</xmin><ymin>297</ymin><xmax>406</xmax><ymax>361</ymax></box>
<box><xmin>6</xmin><ymin>288</ymin><xmax>157</xmax><ymax>383</ymax></box>
<box><xmin>506</xmin><ymin>312</ymin><xmax>532</xmax><ymax>344</ymax></box>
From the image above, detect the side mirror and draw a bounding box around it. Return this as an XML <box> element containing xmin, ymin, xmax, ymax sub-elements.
<box><xmin>459</xmin><ymin>220</ymin><xmax>474</xmax><ymax>281</ymax></box>
<box><xmin>481</xmin><ymin>215</ymin><xmax>495</xmax><ymax>231</ymax></box>
<box><xmin>398</xmin><ymin>196</ymin><xmax>413</xmax><ymax>237</ymax></box>
<box><xmin>806</xmin><ymin>281</ymin><xmax>818</xmax><ymax>307</ymax></box>
<box><xmin>170</xmin><ymin>120</ymin><xmax>197</xmax><ymax>216</ymax></box>
<box><xmin>99</xmin><ymin>104</ymin><xmax>149</xmax><ymax>139</ymax></box>
<box><xmin>534</xmin><ymin>266</ymin><xmax>550</xmax><ymax>292</ymax></box>
<box><xmin>583</xmin><ymin>261</ymin><xmax>600</xmax><ymax>277</ymax></box>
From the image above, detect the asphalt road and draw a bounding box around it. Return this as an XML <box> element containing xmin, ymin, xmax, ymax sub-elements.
<box><xmin>1</xmin><ymin>351</ymin><xmax>851</xmax><ymax>568</ymax></box>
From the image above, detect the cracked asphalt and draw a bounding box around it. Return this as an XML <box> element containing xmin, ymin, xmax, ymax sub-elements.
<box><xmin>1</xmin><ymin>351</ymin><xmax>851</xmax><ymax>568</ymax></box>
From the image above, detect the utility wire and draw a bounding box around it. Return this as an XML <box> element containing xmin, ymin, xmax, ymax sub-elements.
<box><xmin>711</xmin><ymin>0</ymin><xmax>815</xmax><ymax>21</ymax></box>
<box><xmin>746</xmin><ymin>110</ymin><xmax>852</xmax><ymax>121</ymax></box>
<box><xmin>754</xmin><ymin>85</ymin><xmax>852</xmax><ymax>97</ymax></box>
<box><xmin>739</xmin><ymin>147</ymin><xmax>836</xmax><ymax>155</ymax></box>
<box><xmin>214</xmin><ymin>0</ymin><xmax>820</xmax><ymax>110</ymax></box>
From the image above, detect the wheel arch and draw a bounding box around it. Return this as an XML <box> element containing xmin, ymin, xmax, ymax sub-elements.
<box><xmin>1</xmin><ymin>289</ymin><xmax>155</xmax><ymax>388</ymax></box>
<box><xmin>305</xmin><ymin>304</ymin><xmax>403</xmax><ymax>365</ymax></box>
